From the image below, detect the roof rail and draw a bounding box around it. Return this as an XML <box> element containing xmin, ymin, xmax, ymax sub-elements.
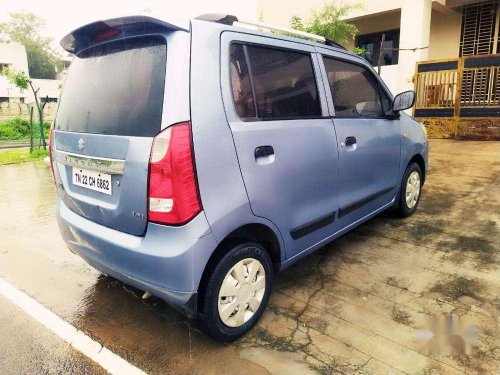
<box><xmin>195</xmin><ymin>13</ymin><xmax>347</xmax><ymax>50</ymax></box>
<box><xmin>324</xmin><ymin>39</ymin><xmax>347</xmax><ymax>50</ymax></box>
<box><xmin>195</xmin><ymin>13</ymin><xmax>238</xmax><ymax>25</ymax></box>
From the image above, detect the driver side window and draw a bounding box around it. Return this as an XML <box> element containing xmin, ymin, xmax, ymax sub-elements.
<box><xmin>323</xmin><ymin>57</ymin><xmax>390</xmax><ymax>118</ymax></box>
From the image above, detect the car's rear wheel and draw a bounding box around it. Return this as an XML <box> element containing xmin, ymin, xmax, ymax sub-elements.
<box><xmin>201</xmin><ymin>242</ymin><xmax>273</xmax><ymax>342</ymax></box>
<box><xmin>397</xmin><ymin>162</ymin><xmax>423</xmax><ymax>217</ymax></box>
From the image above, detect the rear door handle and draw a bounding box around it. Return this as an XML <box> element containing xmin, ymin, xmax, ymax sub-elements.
<box><xmin>344</xmin><ymin>136</ymin><xmax>357</xmax><ymax>147</ymax></box>
<box><xmin>255</xmin><ymin>145</ymin><xmax>274</xmax><ymax>158</ymax></box>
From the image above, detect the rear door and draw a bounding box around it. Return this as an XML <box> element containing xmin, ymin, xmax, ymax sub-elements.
<box><xmin>53</xmin><ymin>34</ymin><xmax>187</xmax><ymax>236</ymax></box>
<box><xmin>317</xmin><ymin>49</ymin><xmax>401</xmax><ymax>225</ymax></box>
<box><xmin>221</xmin><ymin>32</ymin><xmax>340</xmax><ymax>259</ymax></box>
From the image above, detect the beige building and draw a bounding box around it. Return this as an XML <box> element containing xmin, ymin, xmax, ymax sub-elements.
<box><xmin>258</xmin><ymin>0</ymin><xmax>499</xmax><ymax>139</ymax></box>
<box><xmin>1</xmin><ymin>2</ymin><xmax>498</xmax><ymax>135</ymax></box>
<box><xmin>0</xmin><ymin>43</ymin><xmax>30</xmax><ymax>103</ymax></box>
<box><xmin>0</xmin><ymin>43</ymin><xmax>63</xmax><ymax>119</ymax></box>
<box><xmin>259</xmin><ymin>0</ymin><xmax>499</xmax><ymax>95</ymax></box>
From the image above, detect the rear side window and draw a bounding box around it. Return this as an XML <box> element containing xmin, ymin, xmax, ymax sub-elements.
<box><xmin>230</xmin><ymin>43</ymin><xmax>321</xmax><ymax>120</ymax></box>
<box><xmin>323</xmin><ymin>57</ymin><xmax>389</xmax><ymax>118</ymax></box>
<box><xmin>56</xmin><ymin>36</ymin><xmax>166</xmax><ymax>137</ymax></box>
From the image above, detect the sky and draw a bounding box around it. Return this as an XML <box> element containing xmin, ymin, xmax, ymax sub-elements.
<box><xmin>1</xmin><ymin>0</ymin><xmax>259</xmax><ymax>53</ymax></box>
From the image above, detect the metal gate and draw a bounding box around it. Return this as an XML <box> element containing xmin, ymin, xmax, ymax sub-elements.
<box><xmin>414</xmin><ymin>54</ymin><xmax>500</xmax><ymax>140</ymax></box>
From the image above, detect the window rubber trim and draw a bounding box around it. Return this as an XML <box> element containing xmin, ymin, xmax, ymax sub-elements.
<box><xmin>243</xmin><ymin>44</ymin><xmax>259</xmax><ymax>119</ymax></box>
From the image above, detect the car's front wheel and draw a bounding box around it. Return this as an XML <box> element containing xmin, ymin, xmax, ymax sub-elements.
<box><xmin>201</xmin><ymin>242</ymin><xmax>273</xmax><ymax>342</ymax></box>
<box><xmin>397</xmin><ymin>162</ymin><xmax>423</xmax><ymax>217</ymax></box>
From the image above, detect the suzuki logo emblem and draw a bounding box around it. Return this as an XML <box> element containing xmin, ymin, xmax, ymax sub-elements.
<box><xmin>78</xmin><ymin>138</ymin><xmax>85</xmax><ymax>151</ymax></box>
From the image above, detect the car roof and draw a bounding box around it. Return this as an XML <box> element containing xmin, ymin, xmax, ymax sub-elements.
<box><xmin>61</xmin><ymin>13</ymin><xmax>363</xmax><ymax>64</ymax></box>
<box><xmin>190</xmin><ymin>17</ymin><xmax>363</xmax><ymax>62</ymax></box>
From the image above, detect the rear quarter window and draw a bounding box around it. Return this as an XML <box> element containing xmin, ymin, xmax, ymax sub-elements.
<box><xmin>56</xmin><ymin>36</ymin><xmax>166</xmax><ymax>137</ymax></box>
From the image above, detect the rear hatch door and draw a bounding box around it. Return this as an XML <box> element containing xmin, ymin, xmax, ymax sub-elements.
<box><xmin>54</xmin><ymin>35</ymin><xmax>167</xmax><ymax>236</ymax></box>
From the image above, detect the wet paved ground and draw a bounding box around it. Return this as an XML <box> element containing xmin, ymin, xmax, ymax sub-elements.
<box><xmin>0</xmin><ymin>139</ymin><xmax>498</xmax><ymax>374</ymax></box>
<box><xmin>0</xmin><ymin>295</ymin><xmax>106</xmax><ymax>375</ymax></box>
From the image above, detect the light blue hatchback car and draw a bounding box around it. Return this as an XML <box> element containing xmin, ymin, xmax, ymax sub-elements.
<box><xmin>52</xmin><ymin>13</ymin><xmax>428</xmax><ymax>342</ymax></box>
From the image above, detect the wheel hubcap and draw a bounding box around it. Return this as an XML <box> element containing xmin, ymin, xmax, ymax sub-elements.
<box><xmin>405</xmin><ymin>171</ymin><xmax>421</xmax><ymax>209</ymax></box>
<box><xmin>218</xmin><ymin>257</ymin><xmax>266</xmax><ymax>328</ymax></box>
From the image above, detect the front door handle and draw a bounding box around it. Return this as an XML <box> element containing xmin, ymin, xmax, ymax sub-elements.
<box><xmin>255</xmin><ymin>145</ymin><xmax>274</xmax><ymax>158</ymax></box>
<box><xmin>344</xmin><ymin>136</ymin><xmax>357</xmax><ymax>147</ymax></box>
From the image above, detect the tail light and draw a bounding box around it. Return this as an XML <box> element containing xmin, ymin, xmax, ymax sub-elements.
<box><xmin>48</xmin><ymin>127</ymin><xmax>56</xmax><ymax>183</ymax></box>
<box><xmin>148</xmin><ymin>121</ymin><xmax>201</xmax><ymax>225</ymax></box>
<box><xmin>95</xmin><ymin>27</ymin><xmax>121</xmax><ymax>42</ymax></box>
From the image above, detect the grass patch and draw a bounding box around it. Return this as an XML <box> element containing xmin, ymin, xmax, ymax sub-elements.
<box><xmin>0</xmin><ymin>148</ymin><xmax>48</xmax><ymax>165</ymax></box>
<box><xmin>0</xmin><ymin>117</ymin><xmax>50</xmax><ymax>140</ymax></box>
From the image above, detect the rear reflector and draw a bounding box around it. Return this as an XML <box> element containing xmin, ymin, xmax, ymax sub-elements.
<box><xmin>148</xmin><ymin>122</ymin><xmax>201</xmax><ymax>225</ymax></box>
<box><xmin>48</xmin><ymin>127</ymin><xmax>56</xmax><ymax>183</ymax></box>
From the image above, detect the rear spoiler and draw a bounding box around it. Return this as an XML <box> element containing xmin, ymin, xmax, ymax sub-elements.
<box><xmin>60</xmin><ymin>14</ymin><xmax>189</xmax><ymax>54</ymax></box>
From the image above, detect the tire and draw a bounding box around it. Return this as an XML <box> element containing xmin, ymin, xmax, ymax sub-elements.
<box><xmin>396</xmin><ymin>162</ymin><xmax>423</xmax><ymax>218</ymax></box>
<box><xmin>201</xmin><ymin>242</ymin><xmax>273</xmax><ymax>342</ymax></box>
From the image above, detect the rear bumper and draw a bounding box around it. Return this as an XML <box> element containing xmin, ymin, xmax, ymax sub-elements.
<box><xmin>56</xmin><ymin>198</ymin><xmax>217</xmax><ymax>315</ymax></box>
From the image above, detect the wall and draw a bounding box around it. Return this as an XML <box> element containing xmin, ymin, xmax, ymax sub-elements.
<box><xmin>258</xmin><ymin>0</ymin><xmax>403</xmax><ymax>26</ymax></box>
<box><xmin>379</xmin><ymin>64</ymin><xmax>399</xmax><ymax>95</ymax></box>
<box><xmin>344</xmin><ymin>10</ymin><xmax>401</xmax><ymax>50</ymax></box>
<box><xmin>0</xmin><ymin>102</ymin><xmax>58</xmax><ymax>121</ymax></box>
<box><xmin>30</xmin><ymin>79</ymin><xmax>62</xmax><ymax>101</ymax></box>
<box><xmin>428</xmin><ymin>8</ymin><xmax>462</xmax><ymax>60</ymax></box>
<box><xmin>0</xmin><ymin>76</ymin><xmax>25</xmax><ymax>99</ymax></box>
<box><xmin>339</xmin><ymin>0</ymin><xmax>403</xmax><ymax>20</ymax></box>
<box><xmin>0</xmin><ymin>77</ymin><xmax>61</xmax><ymax>103</ymax></box>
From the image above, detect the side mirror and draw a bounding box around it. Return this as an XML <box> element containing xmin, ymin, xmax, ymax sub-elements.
<box><xmin>392</xmin><ymin>90</ymin><xmax>416</xmax><ymax>112</ymax></box>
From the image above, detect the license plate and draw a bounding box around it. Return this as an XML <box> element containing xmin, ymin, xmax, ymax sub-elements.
<box><xmin>72</xmin><ymin>167</ymin><xmax>112</xmax><ymax>195</ymax></box>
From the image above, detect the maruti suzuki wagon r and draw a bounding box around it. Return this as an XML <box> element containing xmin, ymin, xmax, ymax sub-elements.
<box><xmin>52</xmin><ymin>13</ymin><xmax>428</xmax><ymax>342</ymax></box>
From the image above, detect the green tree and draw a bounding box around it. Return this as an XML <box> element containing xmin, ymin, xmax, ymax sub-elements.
<box><xmin>1</xmin><ymin>69</ymin><xmax>48</xmax><ymax>151</ymax></box>
<box><xmin>353</xmin><ymin>46</ymin><xmax>370</xmax><ymax>59</ymax></box>
<box><xmin>290</xmin><ymin>2</ymin><xmax>360</xmax><ymax>46</ymax></box>
<box><xmin>0</xmin><ymin>12</ymin><xmax>62</xmax><ymax>79</ymax></box>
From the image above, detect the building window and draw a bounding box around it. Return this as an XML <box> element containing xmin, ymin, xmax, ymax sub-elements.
<box><xmin>0</xmin><ymin>63</ymin><xmax>11</xmax><ymax>74</ymax></box>
<box><xmin>0</xmin><ymin>97</ymin><xmax>9</xmax><ymax>103</ymax></box>
<box><xmin>41</xmin><ymin>97</ymin><xmax>58</xmax><ymax>103</ymax></box>
<box><xmin>460</xmin><ymin>1</ymin><xmax>499</xmax><ymax>56</ymax></box>
<box><xmin>356</xmin><ymin>29</ymin><xmax>400</xmax><ymax>67</ymax></box>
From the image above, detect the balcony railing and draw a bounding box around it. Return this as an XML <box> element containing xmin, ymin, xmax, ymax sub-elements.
<box><xmin>413</xmin><ymin>54</ymin><xmax>500</xmax><ymax>140</ymax></box>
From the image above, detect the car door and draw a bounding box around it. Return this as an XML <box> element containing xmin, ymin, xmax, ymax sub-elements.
<box><xmin>221</xmin><ymin>32</ymin><xmax>340</xmax><ymax>259</ymax></box>
<box><xmin>317</xmin><ymin>48</ymin><xmax>401</xmax><ymax>226</ymax></box>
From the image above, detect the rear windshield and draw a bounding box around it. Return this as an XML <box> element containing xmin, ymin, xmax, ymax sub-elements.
<box><xmin>56</xmin><ymin>36</ymin><xmax>166</xmax><ymax>137</ymax></box>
